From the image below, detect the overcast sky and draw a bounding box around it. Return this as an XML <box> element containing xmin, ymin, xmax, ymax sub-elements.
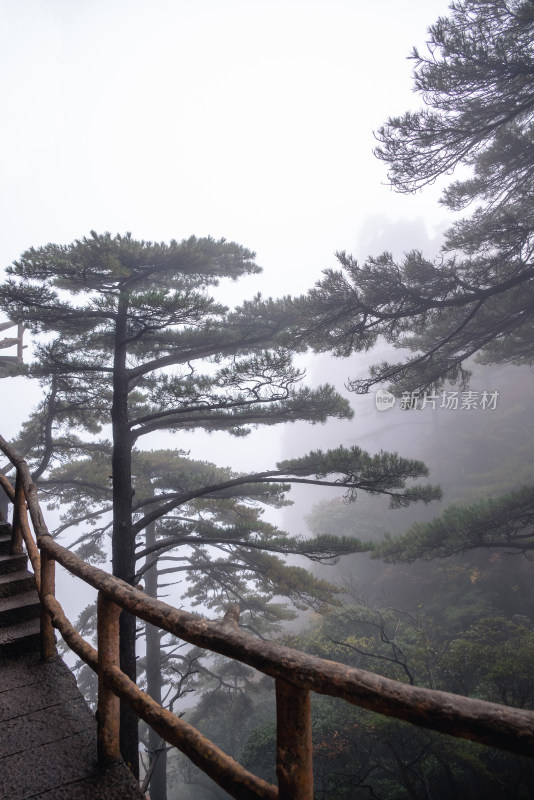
<box><xmin>0</xmin><ymin>0</ymin><xmax>452</xmax><ymax>466</ymax></box>
<box><xmin>1</xmin><ymin>1</ymin><xmax>451</xmax><ymax>264</ymax></box>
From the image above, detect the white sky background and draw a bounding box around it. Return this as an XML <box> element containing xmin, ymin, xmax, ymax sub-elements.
<box><xmin>0</xmin><ymin>0</ymin><xmax>451</xmax><ymax>453</ymax></box>
<box><xmin>0</xmin><ymin>0</ymin><xmax>455</xmax><ymax>614</ymax></box>
<box><xmin>0</xmin><ymin>0</ymin><xmax>452</xmax><ymax>266</ymax></box>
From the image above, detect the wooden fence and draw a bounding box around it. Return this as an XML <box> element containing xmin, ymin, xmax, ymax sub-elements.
<box><xmin>1</xmin><ymin>434</ymin><xmax>534</xmax><ymax>800</ymax></box>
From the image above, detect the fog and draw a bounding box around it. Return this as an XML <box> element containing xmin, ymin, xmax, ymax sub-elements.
<box><xmin>2</xmin><ymin>2</ymin><xmax>532</xmax><ymax>799</ymax></box>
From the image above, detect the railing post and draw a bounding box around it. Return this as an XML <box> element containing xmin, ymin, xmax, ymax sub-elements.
<box><xmin>275</xmin><ymin>678</ymin><xmax>314</xmax><ymax>800</ymax></box>
<box><xmin>10</xmin><ymin>472</ymin><xmax>24</xmax><ymax>554</ymax></box>
<box><xmin>97</xmin><ymin>590</ymin><xmax>121</xmax><ymax>764</ymax></box>
<box><xmin>40</xmin><ymin>549</ymin><xmax>57</xmax><ymax>659</ymax></box>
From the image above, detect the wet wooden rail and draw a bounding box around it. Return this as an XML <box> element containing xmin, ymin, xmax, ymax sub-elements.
<box><xmin>1</xmin><ymin>434</ymin><xmax>534</xmax><ymax>800</ymax></box>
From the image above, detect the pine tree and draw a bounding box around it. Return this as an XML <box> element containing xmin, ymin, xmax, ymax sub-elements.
<box><xmin>289</xmin><ymin>1</ymin><xmax>534</xmax><ymax>639</ymax></box>
<box><xmin>374</xmin><ymin>486</ymin><xmax>534</xmax><ymax>562</ymax></box>
<box><xmin>296</xmin><ymin>0</ymin><xmax>534</xmax><ymax>394</ymax></box>
<box><xmin>1</xmin><ymin>231</ymin><xmax>440</xmax><ymax>775</ymax></box>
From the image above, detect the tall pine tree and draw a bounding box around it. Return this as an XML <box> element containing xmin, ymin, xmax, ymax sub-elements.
<box><xmin>1</xmin><ymin>231</ymin><xmax>440</xmax><ymax>775</ymax></box>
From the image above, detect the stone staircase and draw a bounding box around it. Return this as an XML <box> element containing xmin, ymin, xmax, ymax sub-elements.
<box><xmin>0</xmin><ymin>522</ymin><xmax>40</xmax><ymax>656</ymax></box>
<box><xmin>0</xmin><ymin>520</ymin><xmax>146</xmax><ymax>798</ymax></box>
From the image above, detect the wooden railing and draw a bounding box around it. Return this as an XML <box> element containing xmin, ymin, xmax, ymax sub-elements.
<box><xmin>1</xmin><ymin>434</ymin><xmax>534</xmax><ymax>800</ymax></box>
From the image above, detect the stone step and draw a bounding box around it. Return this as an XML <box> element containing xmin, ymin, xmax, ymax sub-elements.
<box><xmin>0</xmin><ymin>554</ymin><xmax>28</xmax><ymax>576</ymax></box>
<box><xmin>0</xmin><ymin>652</ymin><xmax>145</xmax><ymax>799</ymax></box>
<box><xmin>0</xmin><ymin>591</ymin><xmax>40</xmax><ymax>628</ymax></box>
<box><xmin>0</xmin><ymin>618</ymin><xmax>40</xmax><ymax>656</ymax></box>
<box><xmin>0</xmin><ymin>570</ymin><xmax>35</xmax><ymax>598</ymax></box>
<box><xmin>0</xmin><ymin>534</ymin><xmax>12</xmax><ymax>556</ymax></box>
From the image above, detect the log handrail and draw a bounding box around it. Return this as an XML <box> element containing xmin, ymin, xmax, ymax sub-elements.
<box><xmin>2</xmin><ymin>432</ymin><xmax>534</xmax><ymax>800</ymax></box>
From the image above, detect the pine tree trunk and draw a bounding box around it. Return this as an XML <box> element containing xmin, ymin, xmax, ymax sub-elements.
<box><xmin>111</xmin><ymin>290</ymin><xmax>139</xmax><ymax>777</ymax></box>
<box><xmin>145</xmin><ymin>521</ymin><xmax>167</xmax><ymax>800</ymax></box>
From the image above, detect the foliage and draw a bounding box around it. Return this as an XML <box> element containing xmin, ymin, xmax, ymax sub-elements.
<box><xmin>375</xmin><ymin>485</ymin><xmax>534</xmax><ymax>561</ymax></box>
<box><xmin>278</xmin><ymin>446</ymin><xmax>439</xmax><ymax>506</ymax></box>
<box><xmin>441</xmin><ymin>616</ymin><xmax>534</xmax><ymax>707</ymax></box>
<box><xmin>240</xmin><ymin>601</ymin><xmax>534</xmax><ymax>798</ymax></box>
<box><xmin>240</xmin><ymin>3</ymin><xmax>534</xmax><ymax>794</ymax></box>
<box><xmin>168</xmin><ymin>657</ymin><xmax>275</xmax><ymax>799</ymax></box>
<box><xmin>375</xmin><ymin>0</ymin><xmax>534</xmax><ymax>204</ymax></box>
<box><xmin>1</xmin><ymin>230</ymin><xmax>442</xmax><ymax>781</ymax></box>
<box><xmin>291</xmin><ymin>0</ymin><xmax>534</xmax><ymax>395</ymax></box>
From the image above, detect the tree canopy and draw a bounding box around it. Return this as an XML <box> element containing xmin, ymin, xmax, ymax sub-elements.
<box><xmin>1</xmin><ymin>230</ymin><xmax>441</xmax><ymax>775</ymax></box>
<box><xmin>238</xmin><ymin>598</ymin><xmax>534</xmax><ymax>800</ymax></box>
<box><xmin>374</xmin><ymin>485</ymin><xmax>534</xmax><ymax>562</ymax></box>
<box><xmin>375</xmin><ymin>0</ymin><xmax>534</xmax><ymax>206</ymax></box>
<box><xmin>295</xmin><ymin>0</ymin><xmax>534</xmax><ymax>395</ymax></box>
